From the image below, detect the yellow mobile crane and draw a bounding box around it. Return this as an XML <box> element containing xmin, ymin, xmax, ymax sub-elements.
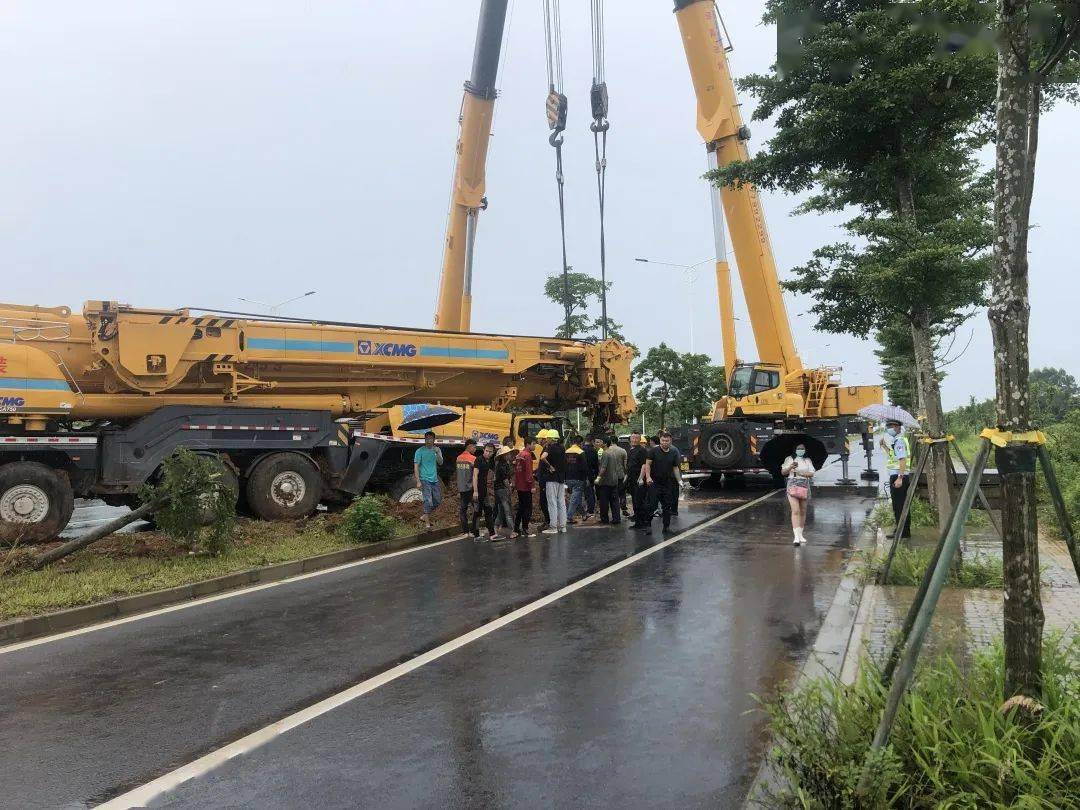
<box><xmin>0</xmin><ymin>301</ymin><xmax>633</xmax><ymax>538</ymax></box>
<box><xmin>433</xmin><ymin>0</ymin><xmax>509</xmax><ymax>334</ymax></box>
<box><xmin>672</xmin><ymin>0</ymin><xmax>882</xmax><ymax>478</ymax></box>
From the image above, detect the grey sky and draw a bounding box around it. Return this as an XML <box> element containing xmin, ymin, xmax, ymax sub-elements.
<box><xmin>2</xmin><ymin>1</ymin><xmax>1076</xmax><ymax>409</ymax></box>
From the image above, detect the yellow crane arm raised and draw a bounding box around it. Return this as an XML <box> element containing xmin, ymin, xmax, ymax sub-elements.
<box><xmin>673</xmin><ymin>0</ymin><xmax>802</xmax><ymax>375</ymax></box>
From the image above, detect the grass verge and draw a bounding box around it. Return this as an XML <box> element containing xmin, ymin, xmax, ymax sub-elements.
<box><xmin>755</xmin><ymin>634</ymin><xmax>1080</xmax><ymax>808</ymax></box>
<box><xmin>856</xmin><ymin>545</ymin><xmax>1005</xmax><ymax>589</ymax></box>
<box><xmin>0</xmin><ymin>498</ymin><xmax>453</xmax><ymax>621</ymax></box>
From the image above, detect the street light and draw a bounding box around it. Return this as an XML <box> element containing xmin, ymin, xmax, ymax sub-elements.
<box><xmin>238</xmin><ymin>290</ymin><xmax>317</xmax><ymax>315</ymax></box>
<box><xmin>633</xmin><ymin>257</ymin><xmax>714</xmax><ymax>353</ymax></box>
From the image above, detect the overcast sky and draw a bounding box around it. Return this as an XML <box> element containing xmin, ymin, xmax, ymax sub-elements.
<box><xmin>2</xmin><ymin>1</ymin><xmax>1076</xmax><ymax>409</ymax></box>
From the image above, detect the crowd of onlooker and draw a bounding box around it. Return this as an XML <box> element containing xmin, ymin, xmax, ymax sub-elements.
<box><xmin>413</xmin><ymin>428</ymin><xmax>686</xmax><ymax>541</ymax></box>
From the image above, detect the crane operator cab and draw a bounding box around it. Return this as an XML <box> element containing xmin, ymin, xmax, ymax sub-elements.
<box><xmin>718</xmin><ymin>363</ymin><xmax>789</xmax><ymax>419</ymax></box>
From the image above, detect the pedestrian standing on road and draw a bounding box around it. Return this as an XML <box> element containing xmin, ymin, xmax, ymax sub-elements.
<box><xmin>455</xmin><ymin>439</ymin><xmax>478</xmax><ymax>535</ymax></box>
<box><xmin>594</xmin><ymin>435</ymin><xmax>626</xmax><ymax>524</ymax></box>
<box><xmin>493</xmin><ymin>445</ymin><xmax>515</xmax><ymax>540</ymax></box>
<box><xmin>883</xmin><ymin>419</ymin><xmax>912</xmax><ymax>539</ymax></box>
<box><xmin>535</xmin><ymin>431</ymin><xmax>552</xmax><ymax>529</ymax></box>
<box><xmin>625</xmin><ymin>432</ymin><xmax>649</xmax><ymax>521</ymax></box>
<box><xmin>471</xmin><ymin>442</ymin><xmax>497</xmax><ymax>539</ymax></box>
<box><xmin>636</xmin><ymin>431</ymin><xmax>682</xmax><ymax>535</ymax></box>
<box><xmin>513</xmin><ymin>440</ymin><xmax>535</xmax><ymax>538</ymax></box>
<box><xmin>565</xmin><ymin>436</ymin><xmax>588</xmax><ymax>524</ymax></box>
<box><xmin>782</xmin><ymin>443</ymin><xmax>816</xmax><ymax>546</ymax></box>
<box><xmin>583</xmin><ymin>437</ymin><xmax>600</xmax><ymax>519</ymax></box>
<box><xmin>413</xmin><ymin>431</ymin><xmax>444</xmax><ymax>530</ymax></box>
<box><xmin>541</xmin><ymin>431</ymin><xmax>568</xmax><ymax>534</ymax></box>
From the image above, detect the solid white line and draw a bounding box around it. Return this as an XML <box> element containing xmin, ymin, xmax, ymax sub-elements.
<box><xmin>98</xmin><ymin>490</ymin><xmax>779</xmax><ymax>809</ymax></box>
<box><xmin>0</xmin><ymin>534</ymin><xmax>470</xmax><ymax>655</ymax></box>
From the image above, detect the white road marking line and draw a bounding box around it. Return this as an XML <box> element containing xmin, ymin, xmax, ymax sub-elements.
<box><xmin>98</xmin><ymin>490</ymin><xmax>779</xmax><ymax>809</ymax></box>
<box><xmin>0</xmin><ymin>535</ymin><xmax>470</xmax><ymax>655</ymax></box>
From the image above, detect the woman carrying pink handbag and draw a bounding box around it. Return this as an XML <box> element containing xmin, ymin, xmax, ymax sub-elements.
<box><xmin>782</xmin><ymin>444</ymin><xmax>816</xmax><ymax>546</ymax></box>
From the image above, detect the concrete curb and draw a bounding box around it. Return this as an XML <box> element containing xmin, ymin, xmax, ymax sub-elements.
<box><xmin>0</xmin><ymin>527</ymin><xmax>459</xmax><ymax>646</ymax></box>
<box><xmin>743</xmin><ymin>500</ymin><xmax>882</xmax><ymax>808</ymax></box>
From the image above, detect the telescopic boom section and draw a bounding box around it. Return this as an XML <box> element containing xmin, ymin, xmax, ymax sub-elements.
<box><xmin>673</xmin><ymin>0</ymin><xmax>802</xmax><ymax>375</ymax></box>
<box><xmin>433</xmin><ymin>0</ymin><xmax>510</xmax><ymax>333</ymax></box>
<box><xmin>0</xmin><ymin>301</ymin><xmax>636</xmax><ymax>428</ymax></box>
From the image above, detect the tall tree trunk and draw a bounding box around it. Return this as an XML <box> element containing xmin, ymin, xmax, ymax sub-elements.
<box><xmin>909</xmin><ymin>312</ymin><xmax>954</xmax><ymax>536</ymax></box>
<box><xmin>992</xmin><ymin>0</ymin><xmax>1043</xmax><ymax>701</ymax></box>
<box><xmin>895</xmin><ymin>155</ymin><xmax>954</xmax><ymax>535</ymax></box>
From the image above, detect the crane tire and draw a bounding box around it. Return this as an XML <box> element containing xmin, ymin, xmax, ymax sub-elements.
<box><xmin>245</xmin><ymin>453</ymin><xmax>322</xmax><ymax>521</ymax></box>
<box><xmin>698</xmin><ymin>423</ymin><xmax>747</xmax><ymax>469</ymax></box>
<box><xmin>194</xmin><ymin>456</ymin><xmax>240</xmax><ymax>525</ymax></box>
<box><xmin>387</xmin><ymin>474</ymin><xmax>424</xmax><ymax>505</ymax></box>
<box><xmin>0</xmin><ymin>462</ymin><xmax>75</xmax><ymax>543</ymax></box>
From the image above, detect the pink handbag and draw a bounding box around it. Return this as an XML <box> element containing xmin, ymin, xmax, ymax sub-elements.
<box><xmin>787</xmin><ymin>475</ymin><xmax>810</xmax><ymax>500</ymax></box>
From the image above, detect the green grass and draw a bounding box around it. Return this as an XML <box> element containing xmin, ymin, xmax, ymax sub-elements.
<box><xmin>870</xmin><ymin>495</ymin><xmax>990</xmax><ymax>532</ymax></box>
<box><xmin>857</xmin><ymin>545</ymin><xmax>1005</xmax><ymax>588</ymax></box>
<box><xmin>0</xmin><ymin>514</ymin><xmax>417</xmax><ymax>621</ymax></box>
<box><xmin>756</xmin><ymin>634</ymin><xmax>1080</xmax><ymax>808</ymax></box>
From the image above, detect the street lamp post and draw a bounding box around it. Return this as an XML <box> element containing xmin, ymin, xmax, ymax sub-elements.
<box><xmin>633</xmin><ymin>257</ymin><xmax>714</xmax><ymax>353</ymax></box>
<box><xmin>238</xmin><ymin>290</ymin><xmax>317</xmax><ymax>315</ymax></box>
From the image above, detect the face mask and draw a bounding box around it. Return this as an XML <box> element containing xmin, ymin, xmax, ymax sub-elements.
<box><xmin>885</xmin><ymin>428</ymin><xmax>897</xmax><ymax>438</ymax></box>
<box><xmin>795</xmin><ymin>448</ymin><xmax>806</xmax><ymax>458</ymax></box>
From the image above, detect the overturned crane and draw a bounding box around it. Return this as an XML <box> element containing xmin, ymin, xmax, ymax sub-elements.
<box><xmin>0</xmin><ymin>300</ymin><xmax>634</xmax><ymax>538</ymax></box>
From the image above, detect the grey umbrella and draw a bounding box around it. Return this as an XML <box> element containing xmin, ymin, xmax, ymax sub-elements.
<box><xmin>858</xmin><ymin>403</ymin><xmax>921</xmax><ymax>429</ymax></box>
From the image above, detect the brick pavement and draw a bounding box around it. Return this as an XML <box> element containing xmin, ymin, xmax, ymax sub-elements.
<box><xmin>853</xmin><ymin>521</ymin><xmax>1079</xmax><ymax>669</ymax></box>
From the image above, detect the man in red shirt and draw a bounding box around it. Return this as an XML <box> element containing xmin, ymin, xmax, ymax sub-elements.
<box><xmin>513</xmin><ymin>442</ymin><xmax>535</xmax><ymax>538</ymax></box>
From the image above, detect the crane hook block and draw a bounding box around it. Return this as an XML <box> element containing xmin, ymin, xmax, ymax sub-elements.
<box><xmin>590</xmin><ymin>81</ymin><xmax>609</xmax><ymax>122</ymax></box>
<box><xmin>546</xmin><ymin>90</ymin><xmax>568</xmax><ymax>134</ymax></box>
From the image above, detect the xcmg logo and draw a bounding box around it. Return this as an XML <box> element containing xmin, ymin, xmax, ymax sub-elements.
<box><xmin>0</xmin><ymin>397</ymin><xmax>26</xmax><ymax>407</ymax></box>
<box><xmin>358</xmin><ymin>340</ymin><xmax>417</xmax><ymax>358</ymax></box>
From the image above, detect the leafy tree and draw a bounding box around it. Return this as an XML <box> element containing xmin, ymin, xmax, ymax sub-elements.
<box><xmin>632</xmin><ymin>344</ymin><xmax>725</xmax><ymax>429</ymax></box>
<box><xmin>1029</xmin><ymin>367</ymin><xmax>1079</xmax><ymax>426</ymax></box>
<box><xmin>543</xmin><ymin>271</ymin><xmax>626</xmax><ymax>342</ymax></box>
<box><xmin>633</xmin><ymin>344</ymin><xmax>682</xmax><ymax>429</ymax></box>
<box><xmin>874</xmin><ymin>320</ymin><xmax>919</xmax><ymax>413</ymax></box>
<box><xmin>712</xmin><ymin>0</ymin><xmax>997</xmax><ymax>530</ymax></box>
<box><xmin>992</xmin><ymin>0</ymin><xmax>1079</xmax><ymax>702</ymax></box>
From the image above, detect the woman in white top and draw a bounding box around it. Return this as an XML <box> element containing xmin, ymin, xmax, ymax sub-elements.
<box><xmin>781</xmin><ymin>443</ymin><xmax>816</xmax><ymax>545</ymax></box>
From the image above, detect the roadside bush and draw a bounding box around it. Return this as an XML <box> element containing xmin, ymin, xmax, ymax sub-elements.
<box><xmin>1040</xmin><ymin>408</ymin><xmax>1080</xmax><ymax>536</ymax></box>
<box><xmin>139</xmin><ymin>449</ymin><xmax>235</xmax><ymax>555</ymax></box>
<box><xmin>754</xmin><ymin>634</ymin><xmax>1080</xmax><ymax>809</ymax></box>
<box><xmin>858</xmin><ymin>546</ymin><xmax>1004</xmax><ymax>589</ymax></box>
<box><xmin>340</xmin><ymin>495</ymin><xmax>399</xmax><ymax>544</ymax></box>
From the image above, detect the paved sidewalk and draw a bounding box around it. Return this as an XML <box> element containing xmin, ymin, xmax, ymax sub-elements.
<box><xmin>853</xmin><ymin>520</ymin><xmax>1079</xmax><ymax>669</ymax></box>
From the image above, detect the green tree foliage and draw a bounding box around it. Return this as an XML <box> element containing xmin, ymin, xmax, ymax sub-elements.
<box><xmin>139</xmin><ymin>449</ymin><xmax>235</xmax><ymax>555</ymax></box>
<box><xmin>340</xmin><ymin>495</ymin><xmax>399</xmax><ymax>544</ymax></box>
<box><xmin>1030</xmin><ymin>367</ymin><xmax>1080</xmax><ymax>426</ymax></box>
<box><xmin>874</xmin><ymin>320</ymin><xmax>919</xmax><ymax>412</ymax></box>
<box><xmin>543</xmin><ymin>271</ymin><xmax>626</xmax><ymax>342</ymax></box>
<box><xmin>632</xmin><ymin>344</ymin><xmax>726</xmax><ymax>429</ymax></box>
<box><xmin>712</xmin><ymin>0</ymin><xmax>998</xmax><ymax>526</ymax></box>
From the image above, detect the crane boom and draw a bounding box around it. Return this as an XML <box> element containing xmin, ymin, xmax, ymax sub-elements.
<box><xmin>433</xmin><ymin>0</ymin><xmax>510</xmax><ymax>333</ymax></box>
<box><xmin>0</xmin><ymin>301</ymin><xmax>636</xmax><ymax>427</ymax></box>
<box><xmin>673</xmin><ymin>0</ymin><xmax>802</xmax><ymax>375</ymax></box>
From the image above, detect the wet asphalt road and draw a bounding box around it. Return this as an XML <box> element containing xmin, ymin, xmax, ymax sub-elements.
<box><xmin>2</xmin><ymin>485</ymin><xmax>873</xmax><ymax>809</ymax></box>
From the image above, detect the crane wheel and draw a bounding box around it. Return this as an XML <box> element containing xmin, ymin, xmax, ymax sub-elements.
<box><xmin>698</xmin><ymin>423</ymin><xmax>747</xmax><ymax>469</ymax></box>
<box><xmin>0</xmin><ymin>462</ymin><xmax>75</xmax><ymax>543</ymax></box>
<box><xmin>387</xmin><ymin>474</ymin><xmax>424</xmax><ymax>505</ymax></box>
<box><xmin>245</xmin><ymin>454</ymin><xmax>322</xmax><ymax>521</ymax></box>
<box><xmin>194</xmin><ymin>456</ymin><xmax>240</xmax><ymax>525</ymax></box>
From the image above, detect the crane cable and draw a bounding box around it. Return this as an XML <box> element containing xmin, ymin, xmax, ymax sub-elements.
<box><xmin>589</xmin><ymin>0</ymin><xmax>610</xmax><ymax>340</ymax></box>
<box><xmin>542</xmin><ymin>0</ymin><xmax>572</xmax><ymax>339</ymax></box>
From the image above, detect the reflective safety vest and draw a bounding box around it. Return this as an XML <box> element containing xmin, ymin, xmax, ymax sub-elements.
<box><xmin>885</xmin><ymin>433</ymin><xmax>912</xmax><ymax>472</ymax></box>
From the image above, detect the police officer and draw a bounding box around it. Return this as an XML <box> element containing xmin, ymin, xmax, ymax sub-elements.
<box><xmin>883</xmin><ymin>419</ymin><xmax>912</xmax><ymax>538</ymax></box>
